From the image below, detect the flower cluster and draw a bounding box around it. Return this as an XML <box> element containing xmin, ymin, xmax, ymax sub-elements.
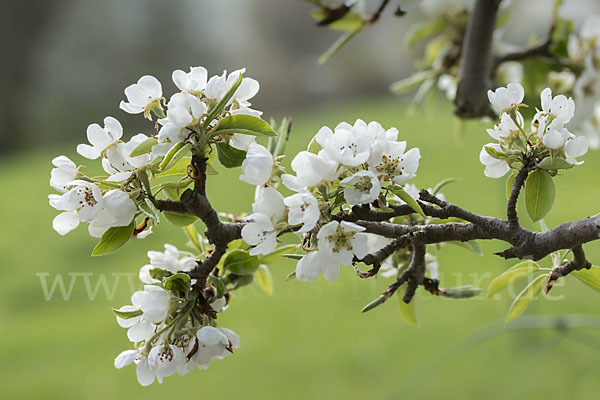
<box><xmin>238</xmin><ymin>119</ymin><xmax>421</xmax><ymax>283</ymax></box>
<box><xmin>113</xmin><ymin>244</ymin><xmax>239</xmax><ymax>386</ymax></box>
<box><xmin>49</xmin><ymin>156</ymin><xmax>137</xmax><ymax>237</ymax></box>
<box><xmin>480</xmin><ymin>83</ymin><xmax>588</xmax><ymax>178</ymax></box>
<box><xmin>48</xmin><ymin>65</ymin><xmax>265</xmax><ymax>240</ymax></box>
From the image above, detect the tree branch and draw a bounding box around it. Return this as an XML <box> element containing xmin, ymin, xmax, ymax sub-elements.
<box><xmin>454</xmin><ymin>0</ymin><xmax>502</xmax><ymax>118</ymax></box>
<box><xmin>490</xmin><ymin>19</ymin><xmax>557</xmax><ymax>75</ymax></box>
<box><xmin>506</xmin><ymin>166</ymin><xmax>529</xmax><ymax>230</ymax></box>
<box><xmin>547</xmin><ymin>245</ymin><xmax>592</xmax><ymax>292</ymax></box>
<box><xmin>155</xmin><ymin>156</ymin><xmax>243</xmax><ymax>292</ymax></box>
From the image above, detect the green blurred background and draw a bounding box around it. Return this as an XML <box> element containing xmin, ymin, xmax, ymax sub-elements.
<box><xmin>1</xmin><ymin>1</ymin><xmax>600</xmax><ymax>399</ymax></box>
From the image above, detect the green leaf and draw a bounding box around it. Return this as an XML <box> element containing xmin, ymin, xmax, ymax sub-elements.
<box><xmin>112</xmin><ymin>308</ymin><xmax>143</xmax><ymax>319</ymax></box>
<box><xmin>283</xmin><ymin>254</ymin><xmax>303</xmax><ymax>261</ymax></box>
<box><xmin>160</xmin><ymin>142</ymin><xmax>191</xmax><ymax>172</ymax></box>
<box><xmin>216</xmin><ymin>142</ymin><xmax>247</xmax><ymax>168</ymax></box>
<box><xmin>432</xmin><ymin>177</ymin><xmax>460</xmax><ymax>196</ymax></box>
<box><xmin>318</xmin><ymin>26</ymin><xmax>363</xmax><ymax>65</ymax></box>
<box><xmin>91</xmin><ymin>221</ymin><xmax>135</xmax><ymax>256</ymax></box>
<box><xmin>525</xmin><ymin>169</ymin><xmax>555</xmax><ymax>222</ymax></box>
<box><xmin>183</xmin><ymin>225</ymin><xmax>203</xmax><ymax>253</ymax></box>
<box><xmin>226</xmin><ymin>274</ymin><xmax>254</xmax><ymax>290</ymax></box>
<box><xmin>160</xmin><ymin>180</ymin><xmax>192</xmax><ymax>201</ymax></box>
<box><xmin>390</xmin><ymin>70</ymin><xmax>435</xmax><ymax>95</ymax></box>
<box><xmin>538</xmin><ymin>157</ymin><xmax>574</xmax><ymax>171</ymax></box>
<box><xmin>572</xmin><ymin>266</ymin><xmax>600</xmax><ymax>293</ymax></box>
<box><xmin>155</xmin><ymin>157</ymin><xmax>191</xmax><ymax>178</ymax></box>
<box><xmin>205</xmin><ymin>73</ymin><xmax>243</xmax><ymax>125</ymax></box>
<box><xmin>149</xmin><ymin>268</ymin><xmax>169</xmax><ymax>281</ymax></box>
<box><xmin>484</xmin><ymin>145</ymin><xmax>505</xmax><ymax>160</ymax></box>
<box><xmin>163</xmin><ymin>211</ymin><xmax>198</xmax><ymax>227</ymax></box>
<box><xmin>139</xmin><ymin>200</ymin><xmax>160</xmax><ymax>224</ymax></box>
<box><xmin>405</xmin><ymin>19</ymin><xmax>446</xmax><ymax>48</ymax></box>
<box><xmin>397</xmin><ymin>286</ymin><xmax>419</xmax><ymax>327</ymax></box>
<box><xmin>408</xmin><ymin>77</ymin><xmax>435</xmax><ymax>110</ymax></box>
<box><xmin>425</xmin><ymin>34</ymin><xmax>451</xmax><ymax>65</ymax></box>
<box><xmin>223</xmin><ymin>250</ymin><xmax>260</xmax><ymax>275</ymax></box>
<box><xmin>129</xmin><ymin>137</ymin><xmax>158</xmax><ymax>157</ymax></box>
<box><xmin>260</xmin><ymin>244</ymin><xmax>299</xmax><ymax>264</ymax></box>
<box><xmin>441</xmin><ymin>285</ymin><xmax>483</xmax><ymax>299</ymax></box>
<box><xmin>209</xmin><ymin>275</ymin><xmax>226</xmax><ymax>298</ymax></box>
<box><xmin>506</xmin><ymin>273</ymin><xmax>547</xmax><ymax>324</ymax></box>
<box><xmin>205</xmin><ymin>162</ymin><xmax>219</xmax><ymax>175</ymax></box>
<box><xmin>506</xmin><ymin>171</ymin><xmax>516</xmax><ymax>200</ymax></box>
<box><xmin>286</xmin><ymin>271</ymin><xmax>297</xmax><ymax>281</ymax></box>
<box><xmin>164</xmin><ymin>273</ymin><xmax>191</xmax><ymax>293</ymax></box>
<box><xmin>446</xmin><ymin>240</ymin><xmax>483</xmax><ymax>255</ymax></box>
<box><xmin>506</xmin><ymin>260</ymin><xmax>542</xmax><ymax>272</ymax></box>
<box><xmin>310</xmin><ymin>8</ymin><xmax>363</xmax><ymax>31</ymax></box>
<box><xmin>487</xmin><ymin>263</ymin><xmax>541</xmax><ymax>297</ymax></box>
<box><xmin>269</xmin><ymin>116</ymin><xmax>292</xmax><ymax>157</ymax></box>
<box><xmin>361</xmin><ymin>294</ymin><xmax>390</xmax><ymax>313</ymax></box>
<box><xmin>213</xmin><ymin>114</ymin><xmax>277</xmax><ymax>137</ymax></box>
<box><xmin>392</xmin><ymin>186</ymin><xmax>425</xmax><ymax>217</ymax></box>
<box><xmin>255</xmin><ymin>264</ymin><xmax>273</xmax><ymax>295</ymax></box>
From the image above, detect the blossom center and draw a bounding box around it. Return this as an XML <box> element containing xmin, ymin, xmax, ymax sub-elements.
<box><xmin>355</xmin><ymin>176</ymin><xmax>373</xmax><ymax>193</ymax></box>
<box><xmin>327</xmin><ymin>226</ymin><xmax>354</xmax><ymax>253</ymax></box>
<box><xmin>78</xmin><ymin>187</ymin><xmax>97</xmax><ymax>207</ymax></box>
<box><xmin>376</xmin><ymin>154</ymin><xmax>403</xmax><ymax>178</ymax></box>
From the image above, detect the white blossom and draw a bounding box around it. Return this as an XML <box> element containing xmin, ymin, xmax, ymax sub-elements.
<box><xmin>316</xmin><ymin>122</ymin><xmax>371</xmax><ymax>167</ymax></box>
<box><xmin>188</xmin><ymin>326</ymin><xmax>240</xmax><ymax>367</ymax></box>
<box><xmin>252</xmin><ymin>187</ymin><xmax>286</xmax><ymax>222</ymax></box>
<box><xmin>242</xmin><ymin>213</ymin><xmax>278</xmax><ymax>256</ymax></box>
<box><xmin>537</xmin><ymin>87</ymin><xmax>575</xmax><ymax>133</ymax></box>
<box><xmin>131</xmin><ymin>285</ymin><xmax>170</xmax><ymax>324</ymax></box>
<box><xmin>242</xmin><ymin>188</ymin><xmax>285</xmax><ymax>256</ymax></box>
<box><xmin>147</xmin><ymin>244</ymin><xmax>196</xmax><ymax>274</ymax></box>
<box><xmin>239</xmin><ymin>143</ymin><xmax>274</xmax><ymax>186</ymax></box>
<box><xmin>438</xmin><ymin>74</ymin><xmax>457</xmax><ymax>100</ymax></box>
<box><xmin>548</xmin><ymin>70</ymin><xmax>575</xmax><ymax>93</ymax></box>
<box><xmin>136</xmin><ymin>357</ymin><xmax>157</xmax><ymax>386</ymax></box>
<box><xmin>340</xmin><ymin>170</ymin><xmax>381</xmax><ymax>206</ymax></box>
<box><xmin>317</xmin><ymin>221</ymin><xmax>369</xmax><ymax>266</ymax></box>
<box><xmin>86</xmin><ymin>189</ymin><xmax>137</xmax><ymax>238</ymax></box>
<box><xmin>76</xmin><ymin>116</ymin><xmax>123</xmax><ymax>160</ymax></box>
<box><xmin>565</xmin><ymin>135</ymin><xmax>589</xmax><ymax>162</ymax></box>
<box><xmin>281</xmin><ymin>150</ymin><xmax>339</xmax><ymax>191</ymax></box>
<box><xmin>49</xmin><ymin>180</ymin><xmax>104</xmax><ymax>235</ymax></box>
<box><xmin>486</xmin><ymin>112</ymin><xmax>522</xmax><ymax>141</ymax></box>
<box><xmin>487</xmin><ymin>83</ymin><xmax>524</xmax><ymax>113</ymax></box>
<box><xmin>102</xmin><ymin>133</ymin><xmax>152</xmax><ymax>182</ymax></box>
<box><xmin>368</xmin><ymin>140</ymin><xmax>420</xmax><ymax>185</ymax></box>
<box><xmin>114</xmin><ymin>350</ymin><xmax>139</xmax><ymax>370</ymax></box>
<box><xmin>120</xmin><ymin>75</ymin><xmax>162</xmax><ymax>115</ymax></box>
<box><xmin>172</xmin><ymin>66</ymin><xmax>208</xmax><ymax>92</ymax></box>
<box><xmin>284</xmin><ymin>189</ymin><xmax>320</xmax><ymax>233</ymax></box>
<box><xmin>497</xmin><ymin>62</ymin><xmax>523</xmax><ymax>85</ymax></box>
<box><xmin>479</xmin><ymin>144</ymin><xmax>509</xmax><ymax>178</ymax></box>
<box><xmin>542</xmin><ymin>128</ymin><xmax>571</xmax><ymax>150</ymax></box>
<box><xmin>205</xmin><ymin>69</ymin><xmax>261</xmax><ymax>115</ymax></box>
<box><xmin>161</xmin><ymin>92</ymin><xmax>207</xmax><ymax>129</ymax></box>
<box><xmin>148</xmin><ymin>344</ymin><xmax>185</xmax><ymax>384</ymax></box>
<box><xmin>295</xmin><ymin>250</ymin><xmax>340</xmax><ymax>282</ymax></box>
<box><xmin>50</xmin><ymin>156</ymin><xmax>77</xmax><ymax>193</ymax></box>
